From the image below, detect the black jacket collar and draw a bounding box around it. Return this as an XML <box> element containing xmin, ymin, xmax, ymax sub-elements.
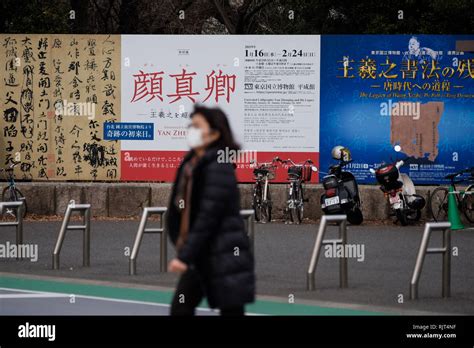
<box><xmin>182</xmin><ymin>146</ymin><xmax>220</xmax><ymax>169</ymax></box>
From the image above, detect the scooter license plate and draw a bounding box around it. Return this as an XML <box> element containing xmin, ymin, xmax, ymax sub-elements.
<box><xmin>325</xmin><ymin>196</ymin><xmax>340</xmax><ymax>206</ymax></box>
<box><xmin>389</xmin><ymin>195</ymin><xmax>401</xmax><ymax>204</ymax></box>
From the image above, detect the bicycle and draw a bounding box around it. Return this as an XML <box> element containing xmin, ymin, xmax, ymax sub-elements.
<box><xmin>277</xmin><ymin>158</ymin><xmax>317</xmax><ymax>224</ymax></box>
<box><xmin>428</xmin><ymin>167</ymin><xmax>474</xmax><ymax>223</ymax></box>
<box><xmin>250</xmin><ymin>157</ymin><xmax>279</xmax><ymax>223</ymax></box>
<box><xmin>1</xmin><ymin>162</ymin><xmax>27</xmax><ymax>218</ymax></box>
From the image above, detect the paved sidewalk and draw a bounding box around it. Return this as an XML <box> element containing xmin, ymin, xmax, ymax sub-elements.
<box><xmin>0</xmin><ymin>220</ymin><xmax>473</xmax><ymax>315</ymax></box>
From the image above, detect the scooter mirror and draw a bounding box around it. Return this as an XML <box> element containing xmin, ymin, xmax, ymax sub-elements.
<box><xmin>311</xmin><ymin>166</ymin><xmax>318</xmax><ymax>172</ymax></box>
<box><xmin>394</xmin><ymin>145</ymin><xmax>402</xmax><ymax>152</ymax></box>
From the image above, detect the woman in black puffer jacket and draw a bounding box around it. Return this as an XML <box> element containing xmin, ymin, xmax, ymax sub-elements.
<box><xmin>167</xmin><ymin>105</ymin><xmax>255</xmax><ymax>316</ymax></box>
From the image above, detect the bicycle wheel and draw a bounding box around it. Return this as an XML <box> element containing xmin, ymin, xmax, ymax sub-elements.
<box><xmin>261</xmin><ymin>186</ymin><xmax>272</xmax><ymax>223</ymax></box>
<box><xmin>289</xmin><ymin>183</ymin><xmax>302</xmax><ymax>224</ymax></box>
<box><xmin>462</xmin><ymin>185</ymin><xmax>474</xmax><ymax>223</ymax></box>
<box><xmin>2</xmin><ymin>186</ymin><xmax>27</xmax><ymax>218</ymax></box>
<box><xmin>296</xmin><ymin>184</ymin><xmax>304</xmax><ymax>223</ymax></box>
<box><xmin>429</xmin><ymin>187</ymin><xmax>449</xmax><ymax>222</ymax></box>
<box><xmin>252</xmin><ymin>183</ymin><xmax>262</xmax><ymax>222</ymax></box>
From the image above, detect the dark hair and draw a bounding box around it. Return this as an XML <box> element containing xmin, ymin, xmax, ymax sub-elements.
<box><xmin>190</xmin><ymin>105</ymin><xmax>240</xmax><ymax>151</ymax></box>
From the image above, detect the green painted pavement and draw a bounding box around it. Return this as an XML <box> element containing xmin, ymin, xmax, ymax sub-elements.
<box><xmin>0</xmin><ymin>275</ymin><xmax>386</xmax><ymax>315</ymax></box>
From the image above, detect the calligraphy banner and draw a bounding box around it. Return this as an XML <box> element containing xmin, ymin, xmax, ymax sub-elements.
<box><xmin>0</xmin><ymin>34</ymin><xmax>121</xmax><ymax>181</ymax></box>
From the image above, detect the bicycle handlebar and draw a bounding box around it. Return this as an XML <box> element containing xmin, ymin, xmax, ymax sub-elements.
<box><xmin>277</xmin><ymin>158</ymin><xmax>314</xmax><ymax>166</ymax></box>
<box><xmin>250</xmin><ymin>157</ymin><xmax>280</xmax><ymax>168</ymax></box>
<box><xmin>250</xmin><ymin>157</ymin><xmax>317</xmax><ymax>173</ymax></box>
<box><xmin>1</xmin><ymin>161</ymin><xmax>20</xmax><ymax>173</ymax></box>
<box><xmin>445</xmin><ymin>167</ymin><xmax>474</xmax><ymax>184</ymax></box>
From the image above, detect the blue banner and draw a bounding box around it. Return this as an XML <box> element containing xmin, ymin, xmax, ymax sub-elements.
<box><xmin>320</xmin><ymin>35</ymin><xmax>474</xmax><ymax>184</ymax></box>
<box><xmin>104</xmin><ymin>122</ymin><xmax>154</xmax><ymax>140</ymax></box>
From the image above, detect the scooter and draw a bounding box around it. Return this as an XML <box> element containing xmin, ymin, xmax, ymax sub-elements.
<box><xmin>321</xmin><ymin>146</ymin><xmax>363</xmax><ymax>225</ymax></box>
<box><xmin>370</xmin><ymin>146</ymin><xmax>425</xmax><ymax>225</ymax></box>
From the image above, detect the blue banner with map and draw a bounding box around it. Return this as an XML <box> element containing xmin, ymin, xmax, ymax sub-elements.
<box><xmin>320</xmin><ymin>35</ymin><xmax>474</xmax><ymax>184</ymax></box>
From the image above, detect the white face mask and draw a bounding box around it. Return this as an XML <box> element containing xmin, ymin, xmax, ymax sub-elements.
<box><xmin>186</xmin><ymin>127</ymin><xmax>204</xmax><ymax>149</ymax></box>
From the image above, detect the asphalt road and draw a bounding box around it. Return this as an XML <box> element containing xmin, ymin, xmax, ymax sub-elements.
<box><xmin>0</xmin><ymin>289</ymin><xmax>215</xmax><ymax>315</ymax></box>
<box><xmin>0</xmin><ymin>219</ymin><xmax>473</xmax><ymax>314</ymax></box>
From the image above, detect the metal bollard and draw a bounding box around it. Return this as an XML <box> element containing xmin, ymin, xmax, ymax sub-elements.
<box><xmin>129</xmin><ymin>207</ymin><xmax>167</xmax><ymax>275</ymax></box>
<box><xmin>52</xmin><ymin>202</ymin><xmax>91</xmax><ymax>270</ymax></box>
<box><xmin>0</xmin><ymin>201</ymin><xmax>25</xmax><ymax>259</ymax></box>
<box><xmin>410</xmin><ymin>222</ymin><xmax>451</xmax><ymax>300</ymax></box>
<box><xmin>307</xmin><ymin>215</ymin><xmax>348</xmax><ymax>291</ymax></box>
<box><xmin>240</xmin><ymin>209</ymin><xmax>255</xmax><ymax>254</ymax></box>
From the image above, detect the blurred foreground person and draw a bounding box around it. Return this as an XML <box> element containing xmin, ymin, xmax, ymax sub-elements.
<box><xmin>167</xmin><ymin>105</ymin><xmax>255</xmax><ymax>316</ymax></box>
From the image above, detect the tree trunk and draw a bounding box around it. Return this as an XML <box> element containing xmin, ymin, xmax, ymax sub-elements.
<box><xmin>70</xmin><ymin>0</ymin><xmax>89</xmax><ymax>33</ymax></box>
<box><xmin>119</xmin><ymin>0</ymin><xmax>139</xmax><ymax>33</ymax></box>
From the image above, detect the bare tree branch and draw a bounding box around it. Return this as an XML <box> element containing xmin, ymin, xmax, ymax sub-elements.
<box><xmin>212</xmin><ymin>0</ymin><xmax>236</xmax><ymax>34</ymax></box>
<box><xmin>244</xmin><ymin>0</ymin><xmax>272</xmax><ymax>22</ymax></box>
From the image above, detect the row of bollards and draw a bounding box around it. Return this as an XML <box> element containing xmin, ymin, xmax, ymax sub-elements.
<box><xmin>0</xmin><ymin>199</ymin><xmax>456</xmax><ymax>300</ymax></box>
<box><xmin>129</xmin><ymin>208</ymin><xmax>256</xmax><ymax>275</ymax></box>
<box><xmin>306</xmin><ymin>215</ymin><xmax>453</xmax><ymax>300</ymax></box>
<box><xmin>0</xmin><ymin>200</ymin><xmax>256</xmax><ymax>276</ymax></box>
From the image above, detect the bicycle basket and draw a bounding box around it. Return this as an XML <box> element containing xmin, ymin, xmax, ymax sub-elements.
<box><xmin>302</xmin><ymin>165</ymin><xmax>313</xmax><ymax>182</ymax></box>
<box><xmin>253</xmin><ymin>166</ymin><xmax>275</xmax><ymax>180</ymax></box>
<box><xmin>288</xmin><ymin>165</ymin><xmax>302</xmax><ymax>179</ymax></box>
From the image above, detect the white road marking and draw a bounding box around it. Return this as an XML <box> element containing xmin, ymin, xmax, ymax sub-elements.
<box><xmin>0</xmin><ymin>293</ymin><xmax>70</xmax><ymax>299</ymax></box>
<box><xmin>0</xmin><ymin>287</ymin><xmax>261</xmax><ymax>315</ymax></box>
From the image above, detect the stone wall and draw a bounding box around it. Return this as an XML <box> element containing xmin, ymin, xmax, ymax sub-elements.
<box><xmin>1</xmin><ymin>182</ymin><xmax>446</xmax><ymax>221</ymax></box>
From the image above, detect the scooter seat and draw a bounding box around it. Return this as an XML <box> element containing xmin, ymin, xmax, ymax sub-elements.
<box><xmin>382</xmin><ymin>180</ymin><xmax>403</xmax><ymax>191</ymax></box>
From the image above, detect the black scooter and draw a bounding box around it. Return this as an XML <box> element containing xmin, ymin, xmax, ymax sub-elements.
<box><xmin>321</xmin><ymin>159</ymin><xmax>363</xmax><ymax>225</ymax></box>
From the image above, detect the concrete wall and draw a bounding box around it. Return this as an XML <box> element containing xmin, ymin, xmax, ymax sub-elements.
<box><xmin>0</xmin><ymin>182</ymin><xmax>446</xmax><ymax>222</ymax></box>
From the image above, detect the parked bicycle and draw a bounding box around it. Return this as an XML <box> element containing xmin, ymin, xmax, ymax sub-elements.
<box><xmin>250</xmin><ymin>157</ymin><xmax>280</xmax><ymax>223</ymax></box>
<box><xmin>277</xmin><ymin>158</ymin><xmax>317</xmax><ymax>224</ymax></box>
<box><xmin>1</xmin><ymin>161</ymin><xmax>27</xmax><ymax>218</ymax></box>
<box><xmin>429</xmin><ymin>167</ymin><xmax>474</xmax><ymax>223</ymax></box>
